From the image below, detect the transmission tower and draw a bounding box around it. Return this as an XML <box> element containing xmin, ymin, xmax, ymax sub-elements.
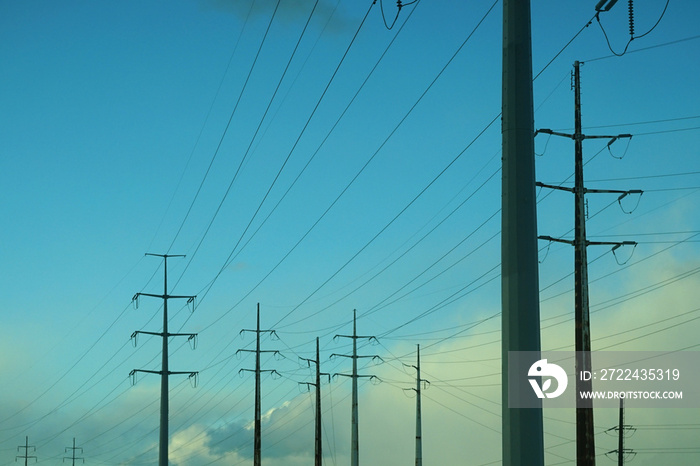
<box><xmin>536</xmin><ymin>61</ymin><xmax>640</xmax><ymax>466</ymax></box>
<box><xmin>404</xmin><ymin>345</ymin><xmax>429</xmax><ymax>466</ymax></box>
<box><xmin>16</xmin><ymin>436</ymin><xmax>36</xmax><ymax>465</ymax></box>
<box><xmin>129</xmin><ymin>253</ymin><xmax>199</xmax><ymax>466</ymax></box>
<box><xmin>238</xmin><ymin>303</ymin><xmax>281</xmax><ymax>466</ymax></box>
<box><xmin>63</xmin><ymin>437</ymin><xmax>84</xmax><ymax>465</ymax></box>
<box><xmin>300</xmin><ymin>337</ymin><xmax>330</xmax><ymax>466</ymax></box>
<box><xmin>331</xmin><ymin>310</ymin><xmax>381</xmax><ymax>466</ymax></box>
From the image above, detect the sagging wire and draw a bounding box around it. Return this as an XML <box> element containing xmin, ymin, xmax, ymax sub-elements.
<box><xmin>539</xmin><ymin>239</ymin><xmax>553</xmax><ymax>264</ymax></box>
<box><xmin>617</xmin><ymin>190</ymin><xmax>643</xmax><ymax>214</ymax></box>
<box><xmin>607</xmin><ymin>135</ymin><xmax>632</xmax><ymax>159</ymax></box>
<box><xmin>535</xmin><ymin>132</ymin><xmax>552</xmax><ymax>157</ymax></box>
<box><xmin>378</xmin><ymin>0</ymin><xmax>416</xmax><ymax>30</ymax></box>
<box><xmin>595</xmin><ymin>0</ymin><xmax>671</xmax><ymax>57</ymax></box>
<box><xmin>611</xmin><ymin>242</ymin><xmax>637</xmax><ymax>265</ymax></box>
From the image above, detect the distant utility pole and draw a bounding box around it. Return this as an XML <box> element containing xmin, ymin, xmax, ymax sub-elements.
<box><xmin>299</xmin><ymin>337</ymin><xmax>330</xmax><ymax>466</ymax></box>
<box><xmin>536</xmin><ymin>61</ymin><xmax>640</xmax><ymax>466</ymax></box>
<box><xmin>403</xmin><ymin>345</ymin><xmax>429</xmax><ymax>466</ymax></box>
<box><xmin>63</xmin><ymin>437</ymin><xmax>84</xmax><ymax>465</ymax></box>
<box><xmin>16</xmin><ymin>436</ymin><xmax>36</xmax><ymax>465</ymax></box>
<box><xmin>605</xmin><ymin>398</ymin><xmax>636</xmax><ymax>464</ymax></box>
<box><xmin>129</xmin><ymin>253</ymin><xmax>199</xmax><ymax>466</ymax></box>
<box><xmin>501</xmin><ymin>0</ymin><xmax>544</xmax><ymax>464</ymax></box>
<box><xmin>238</xmin><ymin>303</ymin><xmax>281</xmax><ymax>466</ymax></box>
<box><xmin>332</xmin><ymin>310</ymin><xmax>381</xmax><ymax>466</ymax></box>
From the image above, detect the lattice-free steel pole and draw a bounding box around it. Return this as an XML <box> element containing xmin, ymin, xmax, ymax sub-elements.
<box><xmin>502</xmin><ymin>0</ymin><xmax>544</xmax><ymax>464</ymax></box>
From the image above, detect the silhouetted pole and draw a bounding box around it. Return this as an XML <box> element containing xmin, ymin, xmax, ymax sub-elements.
<box><xmin>16</xmin><ymin>436</ymin><xmax>36</xmax><ymax>465</ymax></box>
<box><xmin>300</xmin><ymin>337</ymin><xmax>332</xmax><ymax>466</ymax></box>
<box><xmin>64</xmin><ymin>437</ymin><xmax>84</xmax><ymax>465</ymax></box>
<box><xmin>300</xmin><ymin>338</ymin><xmax>330</xmax><ymax>466</ymax></box>
<box><xmin>332</xmin><ymin>310</ymin><xmax>381</xmax><ymax>466</ymax></box>
<box><xmin>502</xmin><ymin>0</ymin><xmax>544</xmax><ymax>464</ymax></box>
<box><xmin>130</xmin><ymin>253</ymin><xmax>198</xmax><ymax>466</ymax></box>
<box><xmin>618</xmin><ymin>398</ymin><xmax>624</xmax><ymax>466</ymax></box>
<box><xmin>572</xmin><ymin>60</ymin><xmax>596</xmax><ymax>466</ymax></box>
<box><xmin>414</xmin><ymin>345</ymin><xmax>425</xmax><ymax>466</ymax></box>
<box><xmin>537</xmin><ymin>62</ymin><xmax>637</xmax><ymax>466</ymax></box>
<box><xmin>255</xmin><ymin>306</ymin><xmax>261</xmax><ymax>466</ymax></box>
<box><xmin>238</xmin><ymin>304</ymin><xmax>280</xmax><ymax>466</ymax></box>
<box><xmin>315</xmin><ymin>338</ymin><xmax>322</xmax><ymax>466</ymax></box>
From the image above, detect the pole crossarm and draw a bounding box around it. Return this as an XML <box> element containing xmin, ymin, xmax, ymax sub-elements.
<box><xmin>536</xmin><ymin>181</ymin><xmax>575</xmax><ymax>193</ymax></box>
<box><xmin>132</xmin><ymin>330</ymin><xmax>197</xmax><ymax>338</ymax></box>
<box><xmin>330</xmin><ymin>353</ymin><xmax>383</xmax><ymax>362</ymax></box>
<box><xmin>539</xmin><ymin>236</ymin><xmax>637</xmax><ymax>249</ymax></box>
<box><xmin>239</xmin><ymin>368</ymin><xmax>280</xmax><ymax>377</ymax></box>
<box><xmin>134</xmin><ymin>292</ymin><xmax>196</xmax><ymax>300</ymax></box>
<box><xmin>536</xmin><ymin>128</ymin><xmax>632</xmax><ymax>141</ymax></box>
<box><xmin>537</xmin><ymin>184</ymin><xmax>643</xmax><ymax>198</ymax></box>
<box><xmin>130</xmin><ymin>369</ymin><xmax>198</xmax><ymax>377</ymax></box>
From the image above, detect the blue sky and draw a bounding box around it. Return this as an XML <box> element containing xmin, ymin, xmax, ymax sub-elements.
<box><xmin>1</xmin><ymin>0</ymin><xmax>699</xmax><ymax>464</ymax></box>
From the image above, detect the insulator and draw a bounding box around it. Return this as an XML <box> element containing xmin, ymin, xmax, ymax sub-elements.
<box><xmin>628</xmin><ymin>0</ymin><xmax>635</xmax><ymax>37</ymax></box>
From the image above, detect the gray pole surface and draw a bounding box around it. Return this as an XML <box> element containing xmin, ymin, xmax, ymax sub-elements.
<box><xmin>415</xmin><ymin>345</ymin><xmax>422</xmax><ymax>466</ymax></box>
<box><xmin>254</xmin><ymin>303</ymin><xmax>262</xmax><ymax>466</ymax></box>
<box><xmin>159</xmin><ymin>255</ymin><xmax>169</xmax><ymax>466</ymax></box>
<box><xmin>351</xmin><ymin>311</ymin><xmax>359</xmax><ymax>466</ymax></box>
<box><xmin>501</xmin><ymin>0</ymin><xmax>544</xmax><ymax>464</ymax></box>
<box><xmin>315</xmin><ymin>338</ymin><xmax>322</xmax><ymax>466</ymax></box>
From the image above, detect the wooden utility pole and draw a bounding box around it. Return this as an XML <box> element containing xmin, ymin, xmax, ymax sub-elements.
<box><xmin>537</xmin><ymin>61</ymin><xmax>638</xmax><ymax>465</ymax></box>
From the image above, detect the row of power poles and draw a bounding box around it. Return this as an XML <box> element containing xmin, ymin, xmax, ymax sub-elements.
<box><xmin>15</xmin><ymin>436</ymin><xmax>83</xmax><ymax>465</ymax></box>
<box><xmin>128</xmin><ymin>258</ymin><xmax>426</xmax><ymax>465</ymax></box>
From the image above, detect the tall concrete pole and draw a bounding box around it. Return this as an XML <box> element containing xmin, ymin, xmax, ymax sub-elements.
<box><xmin>501</xmin><ymin>0</ymin><xmax>544</xmax><ymax>464</ymax></box>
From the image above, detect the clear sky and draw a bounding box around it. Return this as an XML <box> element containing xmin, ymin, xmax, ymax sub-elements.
<box><xmin>1</xmin><ymin>0</ymin><xmax>699</xmax><ymax>464</ymax></box>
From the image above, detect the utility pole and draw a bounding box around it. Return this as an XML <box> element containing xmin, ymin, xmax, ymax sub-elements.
<box><xmin>63</xmin><ymin>437</ymin><xmax>84</xmax><ymax>465</ymax></box>
<box><xmin>238</xmin><ymin>303</ymin><xmax>280</xmax><ymax>466</ymax></box>
<box><xmin>404</xmin><ymin>345</ymin><xmax>429</xmax><ymax>466</ymax></box>
<box><xmin>537</xmin><ymin>61</ymin><xmax>639</xmax><ymax>466</ymax></box>
<box><xmin>332</xmin><ymin>310</ymin><xmax>381</xmax><ymax>466</ymax></box>
<box><xmin>502</xmin><ymin>0</ymin><xmax>544</xmax><ymax>464</ymax></box>
<box><xmin>129</xmin><ymin>253</ymin><xmax>199</xmax><ymax>466</ymax></box>
<box><xmin>605</xmin><ymin>398</ymin><xmax>636</xmax><ymax>464</ymax></box>
<box><xmin>16</xmin><ymin>436</ymin><xmax>36</xmax><ymax>465</ymax></box>
<box><xmin>300</xmin><ymin>337</ymin><xmax>330</xmax><ymax>466</ymax></box>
